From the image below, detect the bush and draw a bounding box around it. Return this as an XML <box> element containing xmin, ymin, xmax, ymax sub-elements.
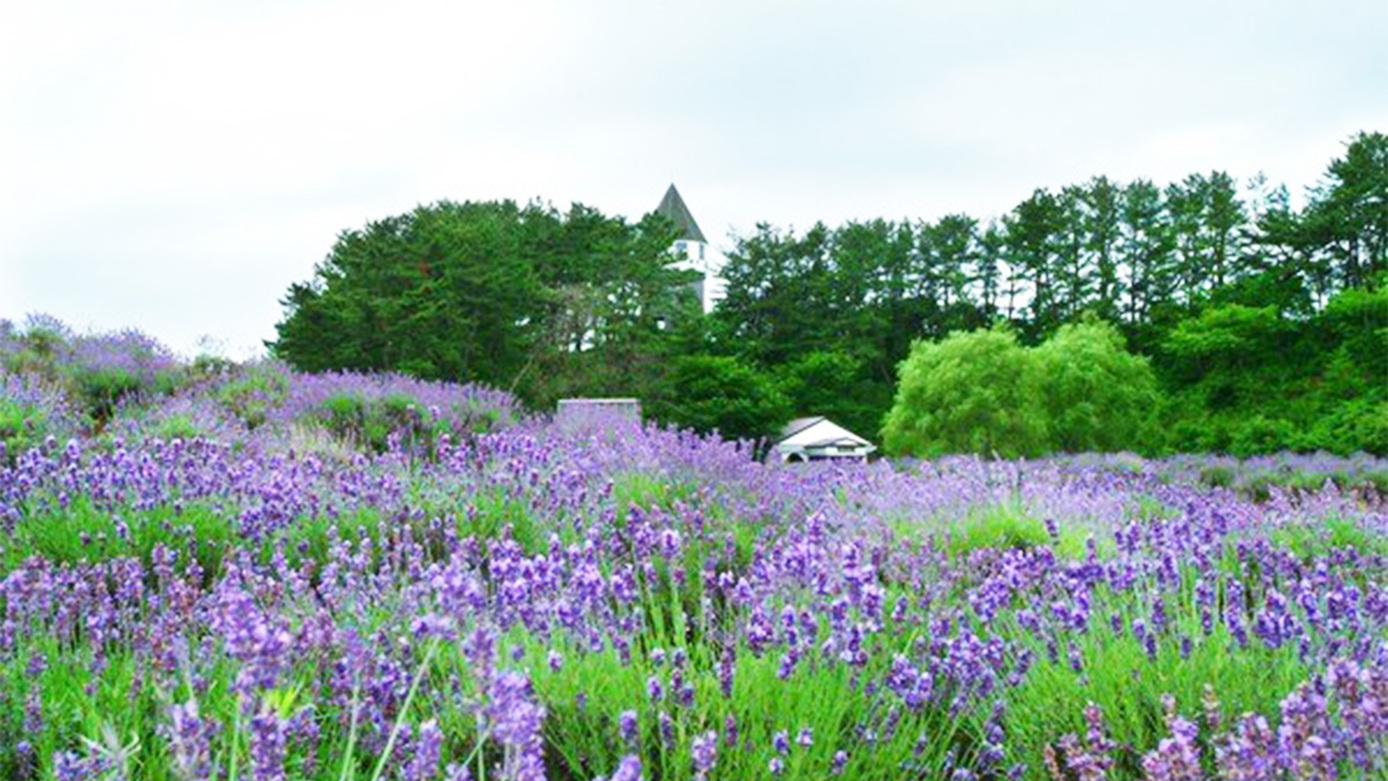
<box><xmin>775</xmin><ymin>350</ymin><xmax>889</xmax><ymax>441</ymax></box>
<box><xmin>0</xmin><ymin>373</ymin><xmax>82</xmax><ymax>461</ymax></box>
<box><xmin>0</xmin><ymin>396</ymin><xmax>47</xmax><ymax>462</ymax></box>
<box><xmin>314</xmin><ymin>392</ymin><xmax>458</xmax><ymax>456</ymax></box>
<box><xmin>216</xmin><ymin>364</ymin><xmax>291</xmax><ymax>430</ymax></box>
<box><xmin>64</xmin><ymin>330</ymin><xmax>183</xmax><ymax>424</ymax></box>
<box><xmin>1228</xmin><ymin>415</ymin><xmax>1299</xmax><ymax>458</ymax></box>
<box><xmin>1304</xmin><ymin>398</ymin><xmax>1388</xmax><ymax>457</ymax></box>
<box><xmin>149</xmin><ymin>413</ymin><xmax>203</xmax><ymax>442</ymax></box>
<box><xmin>882</xmin><ymin>324</ymin><xmax>1048</xmax><ymax>458</ymax></box>
<box><xmin>649</xmin><ymin>354</ymin><xmax>792</xmax><ymax>455</ymax></box>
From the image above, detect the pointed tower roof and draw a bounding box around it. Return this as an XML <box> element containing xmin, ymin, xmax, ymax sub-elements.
<box><xmin>654</xmin><ymin>184</ymin><xmax>707</xmax><ymax>243</ymax></box>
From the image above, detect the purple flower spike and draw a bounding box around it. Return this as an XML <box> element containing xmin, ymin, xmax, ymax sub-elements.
<box><xmin>692</xmin><ymin>729</ymin><xmax>718</xmax><ymax>776</ymax></box>
<box><xmin>249</xmin><ymin>711</ymin><xmax>287</xmax><ymax>781</ymax></box>
<box><xmin>619</xmin><ymin>709</ymin><xmax>639</xmax><ymax>745</ymax></box>
<box><xmin>610</xmin><ymin>755</ymin><xmax>643</xmax><ymax>781</ymax></box>
<box><xmin>405</xmin><ymin>719</ymin><xmax>443</xmax><ymax>781</ymax></box>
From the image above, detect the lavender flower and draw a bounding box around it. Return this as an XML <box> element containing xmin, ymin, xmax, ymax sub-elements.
<box><xmin>691</xmin><ymin>730</ymin><xmax>718</xmax><ymax>777</ymax></box>
<box><xmin>405</xmin><ymin>719</ymin><xmax>443</xmax><ymax>781</ymax></box>
<box><xmin>609</xmin><ymin>755</ymin><xmax>643</xmax><ymax>781</ymax></box>
<box><xmin>163</xmin><ymin>700</ymin><xmax>217</xmax><ymax>781</ymax></box>
<box><xmin>249</xmin><ymin>711</ymin><xmax>287</xmax><ymax>781</ymax></box>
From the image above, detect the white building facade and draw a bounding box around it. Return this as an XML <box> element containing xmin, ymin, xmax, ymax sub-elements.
<box><xmin>774</xmin><ymin>417</ymin><xmax>877</xmax><ymax>463</ymax></box>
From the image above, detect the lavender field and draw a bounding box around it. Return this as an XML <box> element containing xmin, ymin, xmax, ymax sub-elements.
<box><xmin>1</xmin><ymin>326</ymin><xmax>1386</xmax><ymax>780</ymax></box>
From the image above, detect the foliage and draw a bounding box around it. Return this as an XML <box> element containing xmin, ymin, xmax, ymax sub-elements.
<box><xmin>1034</xmin><ymin>318</ymin><xmax>1160</xmax><ymax>453</ymax></box>
<box><xmin>882</xmin><ymin>324</ymin><xmax>1048</xmax><ymax>458</ymax></box>
<box><xmin>710</xmin><ymin>131</ymin><xmax>1384</xmax><ymax>456</ymax></box>
<box><xmin>647</xmin><ymin>354</ymin><xmax>792</xmax><ymax>455</ymax></box>
<box><xmin>271</xmin><ymin>200</ymin><xmax>697</xmax><ymax>409</ymax></box>
<box><xmin>315</xmin><ymin>393</ymin><xmax>452</xmax><ymax>455</ymax></box>
<box><xmin>1320</xmin><ymin>284</ymin><xmax>1388</xmax><ymax>395</ymax></box>
<box><xmin>1149</xmin><ymin>283</ymin><xmax>1387</xmax><ymax>456</ymax></box>
<box><xmin>215</xmin><ymin>363</ymin><xmax>291</xmax><ymax>430</ymax></box>
<box><xmin>0</xmin><ymin>396</ymin><xmax>47</xmax><ymax>462</ymax></box>
<box><xmin>774</xmin><ymin>350</ymin><xmax>890</xmax><ymax>442</ymax></box>
<box><xmin>883</xmin><ymin>321</ymin><xmax>1161</xmax><ymax>458</ymax></box>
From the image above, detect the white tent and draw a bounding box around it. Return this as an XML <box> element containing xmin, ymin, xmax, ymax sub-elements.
<box><xmin>774</xmin><ymin>416</ymin><xmax>876</xmax><ymax>462</ymax></box>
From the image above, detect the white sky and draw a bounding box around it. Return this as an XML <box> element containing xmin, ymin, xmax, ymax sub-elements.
<box><xmin>2</xmin><ymin>0</ymin><xmax>1385</xmax><ymax>359</ymax></box>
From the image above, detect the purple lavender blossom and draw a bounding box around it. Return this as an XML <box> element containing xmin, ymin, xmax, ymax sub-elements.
<box><xmin>691</xmin><ymin>729</ymin><xmax>718</xmax><ymax>776</ymax></box>
<box><xmin>832</xmin><ymin>750</ymin><xmax>848</xmax><ymax>774</ymax></box>
<box><xmin>619</xmin><ymin>710</ymin><xmax>639</xmax><ymax>745</ymax></box>
<box><xmin>249</xmin><ymin>711</ymin><xmax>287</xmax><ymax>781</ymax></box>
<box><xmin>609</xmin><ymin>755</ymin><xmax>643</xmax><ymax>781</ymax></box>
<box><xmin>163</xmin><ymin>700</ymin><xmax>217</xmax><ymax>781</ymax></box>
<box><xmin>405</xmin><ymin>719</ymin><xmax>443</xmax><ymax>781</ymax></box>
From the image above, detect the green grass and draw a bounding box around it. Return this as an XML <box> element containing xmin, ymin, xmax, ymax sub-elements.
<box><xmin>5</xmin><ymin>497</ymin><xmax>237</xmax><ymax>577</ymax></box>
<box><xmin>0</xmin><ymin>396</ymin><xmax>54</xmax><ymax>464</ymax></box>
<box><xmin>932</xmin><ymin>503</ymin><xmax>1095</xmax><ymax>561</ymax></box>
<box><xmin>997</xmin><ymin>587</ymin><xmax>1313</xmax><ymax>778</ymax></box>
<box><xmin>1269</xmin><ymin>514</ymin><xmax>1388</xmax><ymax>561</ymax></box>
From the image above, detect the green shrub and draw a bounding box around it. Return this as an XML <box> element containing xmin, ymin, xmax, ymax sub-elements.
<box><xmin>317</xmin><ymin>393</ymin><xmax>445</xmax><ymax>455</ymax></box>
<box><xmin>945</xmin><ymin>507</ymin><xmax>1051</xmax><ymax>557</ymax></box>
<box><xmin>1198</xmin><ymin>465</ymin><xmax>1236</xmax><ymax>490</ymax></box>
<box><xmin>1305</xmin><ymin>398</ymin><xmax>1388</xmax><ymax>457</ymax></box>
<box><xmin>70</xmin><ymin>368</ymin><xmax>148</xmax><ymax>423</ymax></box>
<box><xmin>775</xmin><ymin>350</ymin><xmax>889</xmax><ymax>443</ymax></box>
<box><xmin>150</xmin><ymin>413</ymin><xmax>203</xmax><ymax>442</ymax></box>
<box><xmin>0</xmin><ymin>397</ymin><xmax>47</xmax><ymax>461</ymax></box>
<box><xmin>1228</xmin><ymin>415</ymin><xmax>1298</xmax><ymax>458</ymax></box>
<box><xmin>216</xmin><ymin>366</ymin><xmax>290</xmax><ymax>429</ymax></box>
<box><xmin>648</xmin><ymin>354</ymin><xmax>792</xmax><ymax>455</ymax></box>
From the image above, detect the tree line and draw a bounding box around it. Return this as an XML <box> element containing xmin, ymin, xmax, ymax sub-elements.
<box><xmin>272</xmin><ymin>200</ymin><xmax>703</xmax><ymax>409</ymax></box>
<box><xmin>272</xmin><ymin>131</ymin><xmax>1387</xmax><ymax>457</ymax></box>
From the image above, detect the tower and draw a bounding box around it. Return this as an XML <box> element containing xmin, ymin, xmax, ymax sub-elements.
<box><xmin>654</xmin><ymin>184</ymin><xmax>726</xmax><ymax>314</ymax></box>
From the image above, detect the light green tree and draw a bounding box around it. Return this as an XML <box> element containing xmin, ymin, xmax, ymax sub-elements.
<box><xmin>1035</xmin><ymin>318</ymin><xmax>1159</xmax><ymax>452</ymax></box>
<box><xmin>881</xmin><ymin>324</ymin><xmax>1048</xmax><ymax>458</ymax></box>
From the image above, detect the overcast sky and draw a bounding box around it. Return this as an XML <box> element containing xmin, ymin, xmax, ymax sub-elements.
<box><xmin>2</xmin><ymin>0</ymin><xmax>1384</xmax><ymax>358</ymax></box>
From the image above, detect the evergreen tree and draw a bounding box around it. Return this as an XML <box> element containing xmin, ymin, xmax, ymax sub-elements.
<box><xmin>1120</xmin><ymin>179</ymin><xmax>1175</xmax><ymax>323</ymax></box>
<box><xmin>1081</xmin><ymin>176</ymin><xmax>1124</xmax><ymax>321</ymax></box>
